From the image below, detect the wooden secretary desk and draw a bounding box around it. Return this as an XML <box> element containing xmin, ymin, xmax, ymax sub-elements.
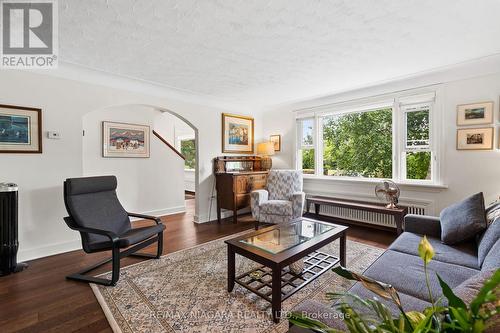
<box><xmin>214</xmin><ymin>156</ymin><xmax>270</xmax><ymax>223</ymax></box>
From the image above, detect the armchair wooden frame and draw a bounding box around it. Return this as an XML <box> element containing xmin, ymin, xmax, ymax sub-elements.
<box><xmin>63</xmin><ymin>212</ymin><xmax>163</xmax><ymax>287</ymax></box>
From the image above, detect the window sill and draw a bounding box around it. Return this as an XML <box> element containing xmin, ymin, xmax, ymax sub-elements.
<box><xmin>302</xmin><ymin>174</ymin><xmax>448</xmax><ymax>191</ymax></box>
<box><xmin>184</xmin><ymin>169</ymin><xmax>195</xmax><ymax>172</ymax></box>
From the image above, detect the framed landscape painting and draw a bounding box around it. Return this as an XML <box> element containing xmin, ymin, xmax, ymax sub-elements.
<box><xmin>457</xmin><ymin>102</ymin><xmax>493</xmax><ymax>126</ymax></box>
<box><xmin>456</xmin><ymin>127</ymin><xmax>493</xmax><ymax>150</ymax></box>
<box><xmin>0</xmin><ymin>104</ymin><xmax>42</xmax><ymax>153</ymax></box>
<box><xmin>102</xmin><ymin>121</ymin><xmax>150</xmax><ymax>158</ymax></box>
<box><xmin>270</xmin><ymin>134</ymin><xmax>281</xmax><ymax>152</ymax></box>
<box><xmin>222</xmin><ymin>113</ymin><xmax>254</xmax><ymax>154</ymax></box>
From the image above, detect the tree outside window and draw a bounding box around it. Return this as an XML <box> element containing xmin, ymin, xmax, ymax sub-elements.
<box><xmin>180</xmin><ymin>139</ymin><xmax>196</xmax><ymax>170</ymax></box>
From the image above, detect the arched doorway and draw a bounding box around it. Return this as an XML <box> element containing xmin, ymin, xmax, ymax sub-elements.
<box><xmin>81</xmin><ymin>104</ymin><xmax>199</xmax><ymax>221</ymax></box>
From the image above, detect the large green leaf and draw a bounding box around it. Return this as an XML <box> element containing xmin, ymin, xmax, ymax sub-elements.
<box><xmin>437</xmin><ymin>274</ymin><xmax>467</xmax><ymax>309</ymax></box>
<box><xmin>332</xmin><ymin>266</ymin><xmax>401</xmax><ymax>306</ymax></box>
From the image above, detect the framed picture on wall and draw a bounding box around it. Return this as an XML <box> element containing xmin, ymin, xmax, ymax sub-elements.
<box><xmin>222</xmin><ymin>113</ymin><xmax>254</xmax><ymax>154</ymax></box>
<box><xmin>456</xmin><ymin>127</ymin><xmax>493</xmax><ymax>150</ymax></box>
<box><xmin>0</xmin><ymin>104</ymin><xmax>42</xmax><ymax>153</ymax></box>
<box><xmin>102</xmin><ymin>121</ymin><xmax>150</xmax><ymax>158</ymax></box>
<box><xmin>270</xmin><ymin>134</ymin><xmax>281</xmax><ymax>152</ymax></box>
<box><xmin>456</xmin><ymin>101</ymin><xmax>493</xmax><ymax>126</ymax></box>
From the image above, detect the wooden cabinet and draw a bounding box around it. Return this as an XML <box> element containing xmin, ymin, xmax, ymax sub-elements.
<box><xmin>214</xmin><ymin>156</ymin><xmax>270</xmax><ymax>224</ymax></box>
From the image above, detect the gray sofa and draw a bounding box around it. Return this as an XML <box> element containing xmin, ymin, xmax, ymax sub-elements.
<box><xmin>292</xmin><ymin>213</ymin><xmax>500</xmax><ymax>330</ymax></box>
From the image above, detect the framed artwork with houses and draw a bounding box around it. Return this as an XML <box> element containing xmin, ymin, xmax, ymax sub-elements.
<box><xmin>102</xmin><ymin>121</ymin><xmax>150</xmax><ymax>158</ymax></box>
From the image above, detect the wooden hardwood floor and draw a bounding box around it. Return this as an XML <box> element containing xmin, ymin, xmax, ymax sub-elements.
<box><xmin>0</xmin><ymin>199</ymin><xmax>396</xmax><ymax>333</ymax></box>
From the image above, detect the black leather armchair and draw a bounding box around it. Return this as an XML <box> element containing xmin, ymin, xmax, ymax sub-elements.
<box><xmin>63</xmin><ymin>176</ymin><xmax>165</xmax><ymax>286</ymax></box>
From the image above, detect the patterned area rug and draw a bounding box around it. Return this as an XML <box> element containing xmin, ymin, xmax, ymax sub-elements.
<box><xmin>91</xmin><ymin>231</ymin><xmax>384</xmax><ymax>333</ymax></box>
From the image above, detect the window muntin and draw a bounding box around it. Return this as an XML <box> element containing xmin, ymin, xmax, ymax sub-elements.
<box><xmin>322</xmin><ymin>108</ymin><xmax>393</xmax><ymax>178</ymax></box>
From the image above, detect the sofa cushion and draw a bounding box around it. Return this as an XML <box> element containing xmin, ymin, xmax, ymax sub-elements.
<box><xmin>482</xmin><ymin>239</ymin><xmax>500</xmax><ymax>271</ymax></box>
<box><xmin>363</xmin><ymin>250</ymin><xmax>479</xmax><ymax>302</ymax></box>
<box><xmin>389</xmin><ymin>232</ymin><xmax>479</xmax><ymax>269</ymax></box>
<box><xmin>478</xmin><ymin>218</ymin><xmax>500</xmax><ymax>267</ymax></box>
<box><xmin>260</xmin><ymin>200</ymin><xmax>292</xmax><ymax>216</ymax></box>
<box><xmin>440</xmin><ymin>192</ymin><xmax>486</xmax><ymax>244</ymax></box>
<box><xmin>454</xmin><ymin>270</ymin><xmax>499</xmax><ymax>333</ymax></box>
<box><xmin>453</xmin><ymin>270</ymin><xmax>495</xmax><ymax>304</ymax></box>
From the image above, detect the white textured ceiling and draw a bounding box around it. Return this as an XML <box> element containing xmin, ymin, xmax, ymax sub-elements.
<box><xmin>60</xmin><ymin>0</ymin><xmax>500</xmax><ymax>107</ymax></box>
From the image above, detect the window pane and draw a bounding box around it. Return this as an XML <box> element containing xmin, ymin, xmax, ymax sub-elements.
<box><xmin>406</xmin><ymin>151</ymin><xmax>431</xmax><ymax>180</ymax></box>
<box><xmin>322</xmin><ymin>108</ymin><xmax>392</xmax><ymax>178</ymax></box>
<box><xmin>181</xmin><ymin>139</ymin><xmax>196</xmax><ymax>169</ymax></box>
<box><xmin>300</xmin><ymin>118</ymin><xmax>314</xmax><ymax>146</ymax></box>
<box><xmin>300</xmin><ymin>149</ymin><xmax>315</xmax><ymax>174</ymax></box>
<box><xmin>406</xmin><ymin>110</ymin><xmax>429</xmax><ymax>148</ymax></box>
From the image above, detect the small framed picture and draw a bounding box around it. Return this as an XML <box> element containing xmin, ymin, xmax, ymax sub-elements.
<box><xmin>102</xmin><ymin>121</ymin><xmax>150</xmax><ymax>158</ymax></box>
<box><xmin>456</xmin><ymin>127</ymin><xmax>493</xmax><ymax>150</ymax></box>
<box><xmin>269</xmin><ymin>134</ymin><xmax>281</xmax><ymax>152</ymax></box>
<box><xmin>222</xmin><ymin>113</ymin><xmax>254</xmax><ymax>154</ymax></box>
<box><xmin>0</xmin><ymin>104</ymin><xmax>42</xmax><ymax>153</ymax></box>
<box><xmin>457</xmin><ymin>102</ymin><xmax>493</xmax><ymax>126</ymax></box>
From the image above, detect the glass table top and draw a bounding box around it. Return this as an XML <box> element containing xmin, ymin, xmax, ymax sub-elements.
<box><xmin>240</xmin><ymin>220</ymin><xmax>335</xmax><ymax>254</ymax></box>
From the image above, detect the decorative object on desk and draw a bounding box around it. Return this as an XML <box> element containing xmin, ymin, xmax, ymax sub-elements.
<box><xmin>0</xmin><ymin>104</ymin><xmax>42</xmax><ymax>153</ymax></box>
<box><xmin>269</xmin><ymin>134</ymin><xmax>281</xmax><ymax>152</ymax></box>
<box><xmin>256</xmin><ymin>141</ymin><xmax>275</xmax><ymax>170</ymax></box>
<box><xmin>457</xmin><ymin>127</ymin><xmax>493</xmax><ymax>150</ymax></box>
<box><xmin>102</xmin><ymin>121</ymin><xmax>150</xmax><ymax>158</ymax></box>
<box><xmin>0</xmin><ymin>183</ymin><xmax>28</xmax><ymax>276</ymax></box>
<box><xmin>457</xmin><ymin>101</ymin><xmax>493</xmax><ymax>126</ymax></box>
<box><xmin>222</xmin><ymin>113</ymin><xmax>254</xmax><ymax>154</ymax></box>
<box><xmin>375</xmin><ymin>180</ymin><xmax>400</xmax><ymax>209</ymax></box>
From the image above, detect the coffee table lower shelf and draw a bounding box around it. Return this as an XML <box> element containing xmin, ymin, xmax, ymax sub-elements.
<box><xmin>235</xmin><ymin>250</ymin><xmax>339</xmax><ymax>304</ymax></box>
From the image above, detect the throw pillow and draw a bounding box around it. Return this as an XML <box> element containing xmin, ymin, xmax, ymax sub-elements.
<box><xmin>440</xmin><ymin>192</ymin><xmax>487</xmax><ymax>244</ymax></box>
<box><xmin>477</xmin><ymin>210</ymin><xmax>500</xmax><ymax>267</ymax></box>
<box><xmin>453</xmin><ymin>269</ymin><xmax>495</xmax><ymax>304</ymax></box>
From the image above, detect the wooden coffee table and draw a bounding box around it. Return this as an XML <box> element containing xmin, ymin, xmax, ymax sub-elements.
<box><xmin>225</xmin><ymin>217</ymin><xmax>348</xmax><ymax>323</ymax></box>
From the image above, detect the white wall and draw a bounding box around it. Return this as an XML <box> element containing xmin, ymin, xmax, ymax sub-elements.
<box><xmin>82</xmin><ymin>105</ymin><xmax>186</xmax><ymax>216</ymax></box>
<box><xmin>153</xmin><ymin>112</ymin><xmax>197</xmax><ymax>192</ymax></box>
<box><xmin>262</xmin><ymin>63</ymin><xmax>500</xmax><ymax>215</ymax></box>
<box><xmin>0</xmin><ymin>69</ymin><xmax>262</xmax><ymax>261</ymax></box>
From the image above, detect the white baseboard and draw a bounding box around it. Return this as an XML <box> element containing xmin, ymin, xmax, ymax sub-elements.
<box><xmin>130</xmin><ymin>205</ymin><xmax>186</xmax><ymax>220</ymax></box>
<box><xmin>18</xmin><ymin>205</ymin><xmax>186</xmax><ymax>262</ymax></box>
<box><xmin>194</xmin><ymin>207</ymin><xmax>250</xmax><ymax>224</ymax></box>
<box><xmin>18</xmin><ymin>238</ymin><xmax>82</xmax><ymax>262</ymax></box>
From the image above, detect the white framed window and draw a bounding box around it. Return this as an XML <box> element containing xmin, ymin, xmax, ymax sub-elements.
<box><xmin>296</xmin><ymin>118</ymin><xmax>315</xmax><ymax>175</ymax></box>
<box><xmin>295</xmin><ymin>92</ymin><xmax>440</xmax><ymax>185</ymax></box>
<box><xmin>400</xmin><ymin>103</ymin><xmax>434</xmax><ymax>182</ymax></box>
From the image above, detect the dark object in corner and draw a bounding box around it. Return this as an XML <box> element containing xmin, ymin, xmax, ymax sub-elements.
<box><xmin>63</xmin><ymin>176</ymin><xmax>165</xmax><ymax>286</ymax></box>
<box><xmin>0</xmin><ymin>183</ymin><xmax>28</xmax><ymax>276</ymax></box>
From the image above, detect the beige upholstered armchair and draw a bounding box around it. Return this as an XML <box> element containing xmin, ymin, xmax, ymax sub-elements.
<box><xmin>251</xmin><ymin>170</ymin><xmax>305</xmax><ymax>227</ymax></box>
